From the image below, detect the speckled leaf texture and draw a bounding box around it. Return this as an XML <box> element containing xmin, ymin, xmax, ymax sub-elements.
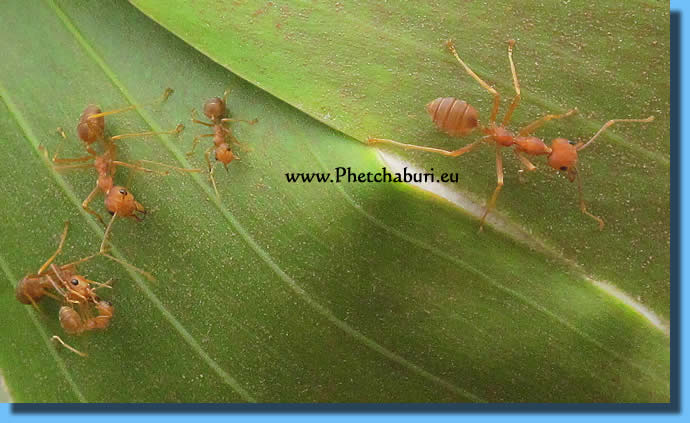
<box><xmin>0</xmin><ymin>0</ymin><xmax>669</xmax><ymax>402</ymax></box>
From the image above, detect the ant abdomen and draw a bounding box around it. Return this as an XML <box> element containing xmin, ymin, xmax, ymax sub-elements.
<box><xmin>203</xmin><ymin>97</ymin><xmax>226</xmax><ymax>121</ymax></box>
<box><xmin>77</xmin><ymin>105</ymin><xmax>105</xmax><ymax>144</ymax></box>
<box><xmin>15</xmin><ymin>277</ymin><xmax>46</xmax><ymax>304</ymax></box>
<box><xmin>426</xmin><ymin>97</ymin><xmax>479</xmax><ymax>137</ymax></box>
<box><xmin>59</xmin><ymin>306</ymin><xmax>83</xmax><ymax>335</ymax></box>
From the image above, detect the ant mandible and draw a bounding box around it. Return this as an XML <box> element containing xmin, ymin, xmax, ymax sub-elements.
<box><xmin>188</xmin><ymin>90</ymin><xmax>257</xmax><ymax>198</ymax></box>
<box><xmin>368</xmin><ymin>40</ymin><xmax>653</xmax><ymax>230</ymax></box>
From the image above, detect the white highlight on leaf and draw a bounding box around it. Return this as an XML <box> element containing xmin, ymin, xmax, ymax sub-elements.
<box><xmin>377</xmin><ymin>151</ymin><xmax>670</xmax><ymax>335</ymax></box>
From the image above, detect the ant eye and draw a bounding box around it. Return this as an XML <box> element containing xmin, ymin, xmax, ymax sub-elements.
<box><xmin>568</xmin><ymin>140</ymin><xmax>576</xmax><ymax>145</ymax></box>
<box><xmin>108</xmin><ymin>210</ymin><xmax>114</xmax><ymax>216</ymax></box>
<box><xmin>119</xmin><ymin>188</ymin><xmax>127</xmax><ymax>195</ymax></box>
<box><xmin>71</xmin><ymin>279</ymin><xmax>79</xmax><ymax>286</ymax></box>
<box><xmin>560</xmin><ymin>166</ymin><xmax>568</xmax><ymax>171</ymax></box>
<box><xmin>105</xmin><ymin>301</ymin><xmax>113</xmax><ymax>306</ymax></box>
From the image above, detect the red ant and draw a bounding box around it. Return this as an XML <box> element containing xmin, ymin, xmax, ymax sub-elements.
<box><xmin>16</xmin><ymin>222</ymin><xmax>152</xmax><ymax>308</ymax></box>
<box><xmin>368</xmin><ymin>40</ymin><xmax>653</xmax><ymax>230</ymax></box>
<box><xmin>50</xmin><ymin>264</ymin><xmax>116</xmax><ymax>357</ymax></box>
<box><xmin>188</xmin><ymin>90</ymin><xmax>257</xmax><ymax>197</ymax></box>
<box><xmin>50</xmin><ymin>89</ymin><xmax>199</xmax><ymax>225</ymax></box>
<box><xmin>16</xmin><ymin>222</ymin><xmax>150</xmax><ymax>357</ymax></box>
<box><xmin>52</xmin><ymin>299</ymin><xmax>114</xmax><ymax>357</ymax></box>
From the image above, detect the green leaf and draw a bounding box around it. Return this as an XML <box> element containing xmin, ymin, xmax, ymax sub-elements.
<box><xmin>130</xmin><ymin>0</ymin><xmax>671</xmax><ymax>318</ymax></box>
<box><xmin>0</xmin><ymin>0</ymin><xmax>668</xmax><ymax>402</ymax></box>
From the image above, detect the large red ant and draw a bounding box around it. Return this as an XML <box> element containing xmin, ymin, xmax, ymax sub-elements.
<box><xmin>49</xmin><ymin>89</ymin><xmax>200</xmax><ymax>225</ymax></box>
<box><xmin>368</xmin><ymin>40</ymin><xmax>653</xmax><ymax>230</ymax></box>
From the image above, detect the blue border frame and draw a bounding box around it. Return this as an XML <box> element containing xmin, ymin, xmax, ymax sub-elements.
<box><xmin>1</xmin><ymin>2</ymin><xmax>679</xmax><ymax>421</ymax></box>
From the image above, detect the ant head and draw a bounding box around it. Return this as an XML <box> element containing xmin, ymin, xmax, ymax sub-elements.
<box><xmin>214</xmin><ymin>144</ymin><xmax>235</xmax><ymax>167</ymax></box>
<box><xmin>203</xmin><ymin>97</ymin><xmax>226</xmax><ymax>121</ymax></box>
<box><xmin>547</xmin><ymin>138</ymin><xmax>578</xmax><ymax>181</ymax></box>
<box><xmin>77</xmin><ymin>105</ymin><xmax>105</xmax><ymax>144</ymax></box>
<box><xmin>105</xmin><ymin>186</ymin><xmax>145</xmax><ymax>218</ymax></box>
<box><xmin>66</xmin><ymin>275</ymin><xmax>91</xmax><ymax>299</ymax></box>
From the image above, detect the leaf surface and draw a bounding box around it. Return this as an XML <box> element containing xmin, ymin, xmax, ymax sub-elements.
<box><xmin>0</xmin><ymin>0</ymin><xmax>669</xmax><ymax>402</ymax></box>
<box><xmin>130</xmin><ymin>0</ymin><xmax>671</xmax><ymax>317</ymax></box>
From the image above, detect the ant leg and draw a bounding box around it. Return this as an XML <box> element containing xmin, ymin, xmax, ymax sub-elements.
<box><xmin>52</xmin><ymin>156</ymin><xmax>93</xmax><ymax>164</ymax></box>
<box><xmin>225</xmin><ymin>132</ymin><xmax>252</xmax><ymax>152</ymax></box>
<box><xmin>42</xmin><ymin>291</ymin><xmax>62</xmax><ymax>303</ymax></box>
<box><xmin>204</xmin><ymin>145</ymin><xmax>214</xmax><ymax>171</ymax></box>
<box><xmin>87</xmin><ymin>278</ymin><xmax>114</xmax><ymax>291</ymax></box>
<box><xmin>210</xmin><ymin>164</ymin><xmax>220</xmax><ymax>198</ymax></box>
<box><xmin>479</xmin><ymin>145</ymin><xmax>505</xmax><ymax>232</ymax></box>
<box><xmin>575</xmin><ymin>169</ymin><xmax>605</xmax><ymax>230</ymax></box>
<box><xmin>101</xmin><ymin>254</ymin><xmax>155</xmax><ymax>282</ymax></box>
<box><xmin>86</xmin><ymin>88</ymin><xmax>174</xmax><ymax>121</ymax></box>
<box><xmin>58</xmin><ymin>253</ymin><xmax>100</xmax><ymax>271</ymax></box>
<box><xmin>209</xmin><ymin>162</ymin><xmax>221</xmax><ymax>200</ymax></box>
<box><xmin>100</xmin><ymin>213</ymin><xmax>118</xmax><ymax>254</ymax></box>
<box><xmin>513</xmin><ymin>150</ymin><xmax>536</xmax><ymax>183</ymax></box>
<box><xmin>51</xmin><ymin>336</ymin><xmax>87</xmax><ymax>357</ymax></box>
<box><xmin>576</xmin><ymin>116</ymin><xmax>654</xmax><ymax>151</ymax></box>
<box><xmin>187</xmin><ymin>134</ymin><xmax>214</xmax><ymax>155</ymax></box>
<box><xmin>204</xmin><ymin>146</ymin><xmax>221</xmax><ymax>199</ymax></box>
<box><xmin>190</xmin><ymin>109</ymin><xmax>214</xmax><ymax>127</ymax></box>
<box><xmin>220</xmin><ymin>118</ymin><xmax>258</xmax><ymax>125</ymax></box>
<box><xmin>513</xmin><ymin>150</ymin><xmax>537</xmax><ymax>172</ymax></box>
<box><xmin>27</xmin><ymin>295</ymin><xmax>43</xmax><ymax>314</ymax></box>
<box><xmin>37</xmin><ymin>222</ymin><xmax>70</xmax><ymax>274</ymax></box>
<box><xmin>112</xmin><ymin>160</ymin><xmax>168</xmax><ymax>176</ymax></box>
<box><xmin>109</xmin><ymin>124</ymin><xmax>184</xmax><ymax>142</ymax></box>
<box><xmin>135</xmin><ymin>160</ymin><xmax>201</xmax><ymax>174</ymax></box>
<box><xmin>502</xmin><ymin>40</ymin><xmax>522</xmax><ymax>126</ymax></box>
<box><xmin>368</xmin><ymin>137</ymin><xmax>482</xmax><ymax>157</ymax></box>
<box><xmin>53</xmin><ymin>163</ymin><xmax>94</xmax><ymax>171</ymax></box>
<box><xmin>446</xmin><ymin>40</ymin><xmax>501</xmax><ymax>124</ymax></box>
<box><xmin>99</xmin><ymin>214</ymin><xmax>155</xmax><ymax>281</ymax></box>
<box><xmin>518</xmin><ymin>109</ymin><xmax>578</xmax><ymax>136</ymax></box>
<box><xmin>45</xmin><ymin>275</ymin><xmax>68</xmax><ymax>298</ymax></box>
<box><xmin>50</xmin><ymin>128</ymin><xmax>95</xmax><ymax>164</ymax></box>
<box><xmin>82</xmin><ymin>185</ymin><xmax>106</xmax><ymax>226</ymax></box>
